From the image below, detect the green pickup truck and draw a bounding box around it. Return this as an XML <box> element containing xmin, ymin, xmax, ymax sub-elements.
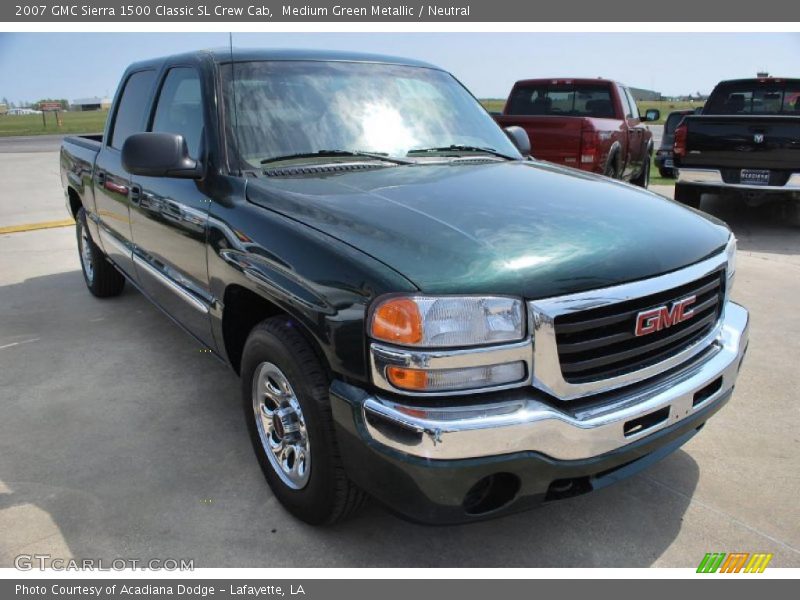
<box><xmin>60</xmin><ymin>49</ymin><xmax>749</xmax><ymax>525</ymax></box>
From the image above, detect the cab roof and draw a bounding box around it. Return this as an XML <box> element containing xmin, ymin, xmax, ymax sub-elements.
<box><xmin>126</xmin><ymin>48</ymin><xmax>442</xmax><ymax>72</ymax></box>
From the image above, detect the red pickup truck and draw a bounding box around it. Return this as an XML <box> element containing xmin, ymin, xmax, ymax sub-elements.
<box><xmin>494</xmin><ymin>78</ymin><xmax>659</xmax><ymax>187</ymax></box>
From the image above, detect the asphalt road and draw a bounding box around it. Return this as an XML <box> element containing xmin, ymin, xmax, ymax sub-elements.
<box><xmin>1</xmin><ymin>143</ymin><xmax>798</xmax><ymax>568</ymax></box>
<box><xmin>0</xmin><ymin>135</ymin><xmax>66</xmax><ymax>153</ymax></box>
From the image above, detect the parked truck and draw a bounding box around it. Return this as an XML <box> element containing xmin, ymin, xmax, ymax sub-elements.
<box><xmin>654</xmin><ymin>109</ymin><xmax>696</xmax><ymax>178</ymax></box>
<box><xmin>493</xmin><ymin>78</ymin><xmax>659</xmax><ymax>186</ymax></box>
<box><xmin>673</xmin><ymin>77</ymin><xmax>800</xmax><ymax>214</ymax></box>
<box><xmin>61</xmin><ymin>50</ymin><xmax>748</xmax><ymax>525</ymax></box>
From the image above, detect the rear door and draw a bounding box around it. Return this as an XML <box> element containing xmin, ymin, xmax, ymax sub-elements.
<box><xmin>93</xmin><ymin>69</ymin><xmax>156</xmax><ymax>277</ymax></box>
<box><xmin>128</xmin><ymin>66</ymin><xmax>215</xmax><ymax>347</ymax></box>
<box><xmin>619</xmin><ymin>85</ymin><xmax>646</xmax><ymax>178</ymax></box>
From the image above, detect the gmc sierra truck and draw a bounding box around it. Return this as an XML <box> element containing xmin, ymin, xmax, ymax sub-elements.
<box><xmin>674</xmin><ymin>77</ymin><xmax>800</xmax><ymax>215</ymax></box>
<box><xmin>493</xmin><ymin>78</ymin><xmax>659</xmax><ymax>186</ymax></box>
<box><xmin>61</xmin><ymin>50</ymin><xmax>749</xmax><ymax>525</ymax></box>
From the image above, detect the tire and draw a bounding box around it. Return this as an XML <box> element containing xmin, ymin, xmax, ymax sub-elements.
<box><xmin>604</xmin><ymin>154</ymin><xmax>619</xmax><ymax>179</ymax></box>
<box><xmin>674</xmin><ymin>183</ymin><xmax>703</xmax><ymax>209</ymax></box>
<box><xmin>632</xmin><ymin>155</ymin><xmax>651</xmax><ymax>188</ymax></box>
<box><xmin>76</xmin><ymin>208</ymin><xmax>125</xmax><ymax>298</ymax></box>
<box><xmin>241</xmin><ymin>317</ymin><xmax>366</xmax><ymax>525</ymax></box>
<box><xmin>658</xmin><ymin>167</ymin><xmax>674</xmax><ymax>179</ymax></box>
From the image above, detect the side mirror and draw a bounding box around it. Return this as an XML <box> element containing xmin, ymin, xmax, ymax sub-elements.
<box><xmin>642</xmin><ymin>109</ymin><xmax>661</xmax><ymax>122</ymax></box>
<box><xmin>504</xmin><ymin>126</ymin><xmax>531</xmax><ymax>156</ymax></box>
<box><xmin>121</xmin><ymin>132</ymin><xmax>202</xmax><ymax>179</ymax></box>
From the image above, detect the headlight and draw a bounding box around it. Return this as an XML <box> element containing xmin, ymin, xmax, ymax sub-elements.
<box><xmin>369</xmin><ymin>295</ymin><xmax>525</xmax><ymax>347</ymax></box>
<box><xmin>725</xmin><ymin>235</ymin><xmax>737</xmax><ymax>290</ymax></box>
<box><xmin>386</xmin><ymin>362</ymin><xmax>527</xmax><ymax>392</ymax></box>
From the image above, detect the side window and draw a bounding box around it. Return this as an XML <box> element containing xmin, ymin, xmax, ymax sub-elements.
<box><xmin>151</xmin><ymin>68</ymin><xmax>204</xmax><ymax>159</ymax></box>
<box><xmin>110</xmin><ymin>70</ymin><xmax>156</xmax><ymax>150</ymax></box>
<box><xmin>617</xmin><ymin>85</ymin><xmax>632</xmax><ymax>118</ymax></box>
<box><xmin>625</xmin><ymin>88</ymin><xmax>641</xmax><ymax>120</ymax></box>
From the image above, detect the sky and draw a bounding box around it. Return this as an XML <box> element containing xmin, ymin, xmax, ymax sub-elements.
<box><xmin>1</xmin><ymin>32</ymin><xmax>799</xmax><ymax>103</ymax></box>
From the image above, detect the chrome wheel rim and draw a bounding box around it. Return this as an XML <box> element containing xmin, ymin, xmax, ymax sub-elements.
<box><xmin>252</xmin><ymin>362</ymin><xmax>311</xmax><ymax>490</ymax></box>
<box><xmin>79</xmin><ymin>227</ymin><xmax>94</xmax><ymax>284</ymax></box>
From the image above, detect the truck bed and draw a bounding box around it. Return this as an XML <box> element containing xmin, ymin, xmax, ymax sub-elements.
<box><xmin>60</xmin><ymin>135</ymin><xmax>102</xmax><ymax>215</ymax></box>
<box><xmin>64</xmin><ymin>134</ymin><xmax>103</xmax><ymax>150</ymax></box>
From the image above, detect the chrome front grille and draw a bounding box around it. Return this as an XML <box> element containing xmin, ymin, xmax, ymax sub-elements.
<box><xmin>554</xmin><ymin>270</ymin><xmax>724</xmax><ymax>383</ymax></box>
<box><xmin>529</xmin><ymin>250</ymin><xmax>729</xmax><ymax>401</ymax></box>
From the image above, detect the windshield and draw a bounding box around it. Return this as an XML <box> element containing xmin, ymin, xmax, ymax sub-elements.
<box><xmin>506</xmin><ymin>83</ymin><xmax>616</xmax><ymax>118</ymax></box>
<box><xmin>705</xmin><ymin>81</ymin><xmax>800</xmax><ymax>115</ymax></box>
<box><xmin>221</xmin><ymin>60</ymin><xmax>521</xmax><ymax>168</ymax></box>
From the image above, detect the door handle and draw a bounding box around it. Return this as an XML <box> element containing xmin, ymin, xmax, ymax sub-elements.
<box><xmin>129</xmin><ymin>185</ymin><xmax>141</xmax><ymax>205</ymax></box>
<box><xmin>103</xmin><ymin>180</ymin><xmax>129</xmax><ymax>195</ymax></box>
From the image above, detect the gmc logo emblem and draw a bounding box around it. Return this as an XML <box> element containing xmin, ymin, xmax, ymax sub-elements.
<box><xmin>635</xmin><ymin>295</ymin><xmax>697</xmax><ymax>336</ymax></box>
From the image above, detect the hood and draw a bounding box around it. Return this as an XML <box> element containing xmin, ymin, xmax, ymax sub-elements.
<box><xmin>246</xmin><ymin>160</ymin><xmax>730</xmax><ymax>298</ymax></box>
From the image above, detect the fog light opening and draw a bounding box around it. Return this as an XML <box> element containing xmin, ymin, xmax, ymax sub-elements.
<box><xmin>462</xmin><ymin>473</ymin><xmax>520</xmax><ymax>515</ymax></box>
<box><xmin>693</xmin><ymin>376</ymin><xmax>723</xmax><ymax>407</ymax></box>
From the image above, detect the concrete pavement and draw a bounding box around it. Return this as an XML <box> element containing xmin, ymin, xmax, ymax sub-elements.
<box><xmin>0</xmin><ymin>152</ymin><xmax>67</xmax><ymax>228</ymax></box>
<box><xmin>0</xmin><ymin>142</ymin><xmax>798</xmax><ymax>568</ymax></box>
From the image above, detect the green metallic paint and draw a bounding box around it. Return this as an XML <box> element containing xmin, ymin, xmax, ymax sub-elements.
<box><xmin>246</xmin><ymin>159</ymin><xmax>731</xmax><ymax>300</ymax></box>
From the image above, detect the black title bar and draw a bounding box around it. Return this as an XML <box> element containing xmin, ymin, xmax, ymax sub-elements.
<box><xmin>4</xmin><ymin>0</ymin><xmax>800</xmax><ymax>22</ymax></box>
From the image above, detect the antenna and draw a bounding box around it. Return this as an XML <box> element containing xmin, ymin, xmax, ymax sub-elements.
<box><xmin>229</xmin><ymin>32</ymin><xmax>242</xmax><ymax>176</ymax></box>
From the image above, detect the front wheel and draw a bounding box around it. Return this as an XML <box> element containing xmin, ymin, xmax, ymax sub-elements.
<box><xmin>658</xmin><ymin>167</ymin><xmax>674</xmax><ymax>179</ymax></box>
<box><xmin>76</xmin><ymin>208</ymin><xmax>125</xmax><ymax>297</ymax></box>
<box><xmin>241</xmin><ymin>317</ymin><xmax>366</xmax><ymax>525</ymax></box>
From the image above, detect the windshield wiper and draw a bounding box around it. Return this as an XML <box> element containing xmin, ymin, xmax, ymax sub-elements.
<box><xmin>407</xmin><ymin>145</ymin><xmax>518</xmax><ymax>160</ymax></box>
<box><xmin>261</xmin><ymin>149</ymin><xmax>413</xmax><ymax>166</ymax></box>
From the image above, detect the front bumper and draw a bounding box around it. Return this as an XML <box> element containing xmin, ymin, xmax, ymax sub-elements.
<box><xmin>654</xmin><ymin>152</ymin><xmax>673</xmax><ymax>169</ymax></box>
<box><xmin>330</xmin><ymin>302</ymin><xmax>749</xmax><ymax>523</ymax></box>
<box><xmin>678</xmin><ymin>168</ymin><xmax>800</xmax><ymax>193</ymax></box>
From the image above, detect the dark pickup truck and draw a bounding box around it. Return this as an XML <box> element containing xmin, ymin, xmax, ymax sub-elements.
<box><xmin>674</xmin><ymin>77</ymin><xmax>800</xmax><ymax>215</ymax></box>
<box><xmin>61</xmin><ymin>49</ymin><xmax>748</xmax><ymax>525</ymax></box>
<box><xmin>494</xmin><ymin>78</ymin><xmax>659</xmax><ymax>186</ymax></box>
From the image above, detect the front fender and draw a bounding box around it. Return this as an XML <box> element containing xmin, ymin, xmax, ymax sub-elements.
<box><xmin>206</xmin><ymin>188</ymin><xmax>417</xmax><ymax>383</ymax></box>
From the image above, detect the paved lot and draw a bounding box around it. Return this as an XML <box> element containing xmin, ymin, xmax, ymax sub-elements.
<box><xmin>1</xmin><ymin>144</ymin><xmax>798</xmax><ymax>568</ymax></box>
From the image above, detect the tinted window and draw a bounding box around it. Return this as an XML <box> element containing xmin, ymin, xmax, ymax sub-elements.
<box><xmin>152</xmin><ymin>68</ymin><xmax>204</xmax><ymax>159</ymax></box>
<box><xmin>705</xmin><ymin>81</ymin><xmax>800</xmax><ymax>115</ymax></box>
<box><xmin>616</xmin><ymin>85</ymin><xmax>632</xmax><ymax>118</ymax></box>
<box><xmin>665</xmin><ymin>112</ymin><xmax>688</xmax><ymax>133</ymax></box>
<box><xmin>507</xmin><ymin>84</ymin><xmax>615</xmax><ymax>118</ymax></box>
<box><xmin>625</xmin><ymin>88</ymin><xmax>640</xmax><ymax>119</ymax></box>
<box><xmin>111</xmin><ymin>70</ymin><xmax>156</xmax><ymax>149</ymax></box>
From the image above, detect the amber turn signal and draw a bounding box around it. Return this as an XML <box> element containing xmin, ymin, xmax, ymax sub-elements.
<box><xmin>386</xmin><ymin>366</ymin><xmax>428</xmax><ymax>391</ymax></box>
<box><xmin>370</xmin><ymin>298</ymin><xmax>423</xmax><ymax>345</ymax></box>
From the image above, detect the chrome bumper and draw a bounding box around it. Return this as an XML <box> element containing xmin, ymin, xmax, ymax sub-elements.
<box><xmin>678</xmin><ymin>168</ymin><xmax>800</xmax><ymax>191</ymax></box>
<box><xmin>362</xmin><ymin>301</ymin><xmax>748</xmax><ymax>461</ymax></box>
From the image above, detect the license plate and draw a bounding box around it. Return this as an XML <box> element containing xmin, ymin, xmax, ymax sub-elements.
<box><xmin>741</xmin><ymin>169</ymin><xmax>770</xmax><ymax>186</ymax></box>
<box><xmin>664</xmin><ymin>159</ymin><xmax>674</xmax><ymax>168</ymax></box>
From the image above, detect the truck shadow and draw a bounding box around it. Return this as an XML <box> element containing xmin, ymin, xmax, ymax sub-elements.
<box><xmin>697</xmin><ymin>194</ymin><xmax>800</xmax><ymax>257</ymax></box>
<box><xmin>0</xmin><ymin>269</ymin><xmax>697</xmax><ymax>568</ymax></box>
